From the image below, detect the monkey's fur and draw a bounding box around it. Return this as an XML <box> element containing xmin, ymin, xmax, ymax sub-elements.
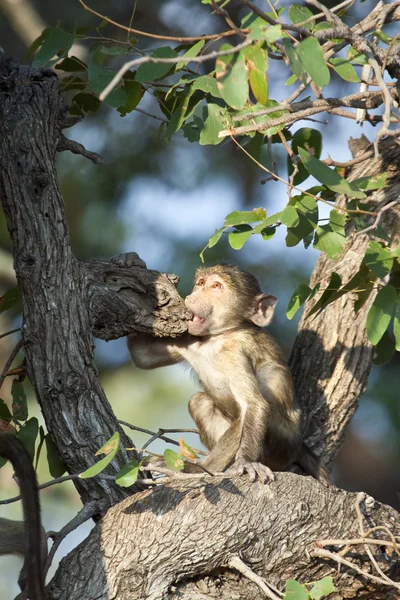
<box><xmin>0</xmin><ymin>433</ymin><xmax>47</xmax><ymax>599</ymax></box>
<box><xmin>120</xmin><ymin>256</ymin><xmax>329</xmax><ymax>483</ymax></box>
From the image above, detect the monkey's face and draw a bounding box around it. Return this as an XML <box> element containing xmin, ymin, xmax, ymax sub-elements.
<box><xmin>185</xmin><ymin>273</ymin><xmax>230</xmax><ymax>336</ymax></box>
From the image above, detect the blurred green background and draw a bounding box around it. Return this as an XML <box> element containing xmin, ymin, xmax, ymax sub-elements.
<box><xmin>0</xmin><ymin>1</ymin><xmax>399</xmax><ymax>597</ymax></box>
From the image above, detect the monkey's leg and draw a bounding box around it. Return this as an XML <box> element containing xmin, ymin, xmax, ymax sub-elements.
<box><xmin>188</xmin><ymin>392</ymin><xmax>231</xmax><ymax>451</ymax></box>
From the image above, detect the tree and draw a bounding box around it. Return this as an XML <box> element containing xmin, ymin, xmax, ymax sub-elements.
<box><xmin>0</xmin><ymin>1</ymin><xmax>400</xmax><ymax>599</ymax></box>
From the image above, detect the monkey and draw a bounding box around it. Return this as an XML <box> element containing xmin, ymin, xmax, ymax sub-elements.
<box><xmin>0</xmin><ymin>432</ymin><xmax>47</xmax><ymax>599</ymax></box>
<box><xmin>112</xmin><ymin>254</ymin><xmax>329</xmax><ymax>483</ymax></box>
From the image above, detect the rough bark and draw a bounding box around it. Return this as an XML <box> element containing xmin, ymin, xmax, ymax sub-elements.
<box><xmin>0</xmin><ymin>58</ymin><xmax>188</xmax><ymax>507</ymax></box>
<box><xmin>290</xmin><ymin>138</ymin><xmax>400</xmax><ymax>465</ymax></box>
<box><xmin>48</xmin><ymin>474</ymin><xmax>400</xmax><ymax>600</ymax></box>
<box><xmin>1</xmin><ymin>59</ymin><xmax>400</xmax><ymax>600</ymax></box>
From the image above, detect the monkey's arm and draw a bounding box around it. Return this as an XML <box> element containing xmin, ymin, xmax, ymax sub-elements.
<box><xmin>128</xmin><ymin>333</ymin><xmax>188</xmax><ymax>369</ymax></box>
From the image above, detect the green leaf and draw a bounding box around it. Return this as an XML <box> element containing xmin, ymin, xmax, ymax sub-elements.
<box><xmin>364</xmin><ymin>241</ymin><xmax>393</xmax><ymax>279</ymax></box>
<box><xmin>283</xmin><ymin>579</ymin><xmax>309</xmax><ymax>600</ymax></box>
<box><xmin>289</xmin><ymin>128</ymin><xmax>322</xmax><ymax>185</ymax></box>
<box><xmin>347</xmin><ymin>47</ymin><xmax>368</xmax><ymax>65</ymax></box>
<box><xmin>11</xmin><ymin>380</ymin><xmax>28</xmax><ymax>421</ymax></box>
<box><xmin>17</xmin><ymin>418</ymin><xmax>39</xmax><ymax>458</ymax></box>
<box><xmin>56</xmin><ymin>56</ymin><xmax>87</xmax><ymax>72</ymax></box>
<box><xmin>164</xmin><ymin>448</ymin><xmax>185</xmax><ymax>472</ymax></box>
<box><xmin>191</xmin><ymin>75</ymin><xmax>221</xmax><ymax>98</ymax></box>
<box><xmin>135</xmin><ymin>46</ymin><xmax>178</xmax><ymax>83</ymax></box>
<box><xmin>283</xmin><ymin>39</ymin><xmax>306</xmax><ymax>84</ymax></box>
<box><xmin>373</xmin><ymin>30</ymin><xmax>393</xmax><ymax>44</ymax></box>
<box><xmin>281</xmin><ymin>205</ymin><xmax>300</xmax><ymax>227</ymax></box>
<box><xmin>310</xmin><ymin>576</ymin><xmax>337</xmax><ymax>600</ymax></box>
<box><xmin>352</xmin><ymin>172</ymin><xmax>387</xmax><ymax>191</ymax></box>
<box><xmin>0</xmin><ymin>286</ymin><xmax>21</xmax><ymax>313</ymax></box>
<box><xmin>45</xmin><ymin>433</ymin><xmax>66</xmax><ymax>477</ymax></box>
<box><xmin>116</xmin><ymin>459</ymin><xmax>141</xmax><ymax>487</ymax></box>
<box><xmin>228</xmin><ymin>230</ymin><xmax>253</xmax><ymax>250</ymax></box>
<box><xmin>0</xmin><ymin>399</ymin><xmax>12</xmax><ymax>422</ymax></box>
<box><xmin>80</xmin><ymin>432</ymin><xmax>120</xmax><ymax>478</ymax></box>
<box><xmin>225</xmin><ymin>209</ymin><xmax>265</xmax><ymax>226</ymax></box>
<box><xmin>176</xmin><ymin>39</ymin><xmax>205</xmax><ymax>71</ymax></box>
<box><xmin>330</xmin><ymin>210</ymin><xmax>347</xmax><ymax>233</ymax></box>
<box><xmin>286</xmin><ymin>197</ymin><xmax>318</xmax><ymax>247</ymax></box>
<box><xmin>264</xmin><ymin>25</ymin><xmax>283</xmax><ymax>44</ymax></box>
<box><xmin>314</xmin><ymin>225</ymin><xmax>345</xmax><ymax>260</ymax></box>
<box><xmin>88</xmin><ymin>60</ymin><xmax>127</xmax><ymax>108</ymax></box>
<box><xmin>330</xmin><ymin>57</ymin><xmax>360</xmax><ymax>82</ymax></box>
<box><xmin>118</xmin><ymin>77</ymin><xmax>143</xmax><ymax>116</ymax></box>
<box><xmin>216</xmin><ymin>45</ymin><xmax>249</xmax><ymax>110</ymax></box>
<box><xmin>70</xmin><ymin>92</ymin><xmax>101</xmax><ymax>114</ymax></box>
<box><xmin>306</xmin><ymin>271</ymin><xmax>342</xmax><ymax>318</ymax></box>
<box><xmin>199</xmin><ymin>103</ymin><xmax>225</xmax><ymax>145</ymax></box>
<box><xmin>260</xmin><ymin>227</ymin><xmax>275</xmax><ymax>240</ymax></box>
<box><xmin>287</xmin><ymin>284</ymin><xmax>312</xmax><ymax>320</ymax></box>
<box><xmin>394</xmin><ymin>293</ymin><xmax>400</xmax><ymax>351</ymax></box>
<box><xmin>245</xmin><ymin>44</ymin><xmax>268</xmax><ymax>105</ymax></box>
<box><xmin>164</xmin><ymin>92</ymin><xmax>192</xmax><ymax>137</ymax></box>
<box><xmin>366</xmin><ymin>284</ymin><xmax>397</xmax><ymax>345</ymax></box>
<box><xmin>288</xmin><ymin>5</ymin><xmax>315</xmax><ymax>30</ymax></box>
<box><xmin>298</xmin><ymin>148</ymin><xmax>366</xmax><ymax>199</ymax></box>
<box><xmin>32</xmin><ymin>27</ymin><xmax>74</xmax><ymax>68</ymax></box>
<box><xmin>208</xmin><ymin>227</ymin><xmax>225</xmax><ymax>248</ymax></box>
<box><xmin>297</xmin><ymin>37</ymin><xmax>330</xmax><ymax>88</ymax></box>
<box><xmin>373</xmin><ymin>331</ymin><xmax>396</xmax><ymax>366</ymax></box>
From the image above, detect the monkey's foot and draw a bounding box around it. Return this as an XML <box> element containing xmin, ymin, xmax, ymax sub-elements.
<box><xmin>111</xmin><ymin>252</ymin><xmax>147</xmax><ymax>269</ymax></box>
<box><xmin>230</xmin><ymin>459</ymin><xmax>275</xmax><ymax>484</ymax></box>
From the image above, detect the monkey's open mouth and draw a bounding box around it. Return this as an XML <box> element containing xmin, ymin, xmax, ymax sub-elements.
<box><xmin>191</xmin><ymin>314</ymin><xmax>204</xmax><ymax>323</ymax></box>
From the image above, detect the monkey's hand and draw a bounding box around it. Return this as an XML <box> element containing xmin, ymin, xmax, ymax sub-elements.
<box><xmin>230</xmin><ymin>458</ymin><xmax>275</xmax><ymax>484</ymax></box>
<box><xmin>111</xmin><ymin>252</ymin><xmax>147</xmax><ymax>269</ymax></box>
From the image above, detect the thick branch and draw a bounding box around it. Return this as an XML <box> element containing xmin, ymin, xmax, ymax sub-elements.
<box><xmin>84</xmin><ymin>260</ymin><xmax>189</xmax><ymax>340</ymax></box>
<box><xmin>48</xmin><ymin>474</ymin><xmax>400</xmax><ymax>600</ymax></box>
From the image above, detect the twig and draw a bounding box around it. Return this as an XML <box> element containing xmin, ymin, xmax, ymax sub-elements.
<box><xmin>134</xmin><ymin>107</ymin><xmax>168</xmax><ymax>123</ymax></box>
<box><xmin>99</xmin><ymin>38</ymin><xmax>253</xmax><ymax>101</ymax></box>
<box><xmin>228</xmin><ymin>556</ymin><xmax>283</xmax><ymax>600</ymax></box>
<box><xmin>141</xmin><ymin>464</ymin><xmax>211</xmax><ymax>479</ymax></box>
<box><xmin>79</xmin><ymin>0</ymin><xmax>245</xmax><ymax>42</ymax></box>
<box><xmin>317</xmin><ymin>537</ymin><xmax>400</xmax><ymax>553</ymax></box>
<box><xmin>354</xmin><ymin>493</ymin><xmax>400</xmax><ymax>588</ymax></box>
<box><xmin>0</xmin><ymin>327</ymin><xmax>20</xmax><ymax>340</ymax></box>
<box><xmin>306</xmin><ymin>0</ymin><xmax>394</xmax><ymax>156</ymax></box>
<box><xmin>0</xmin><ymin>338</ymin><xmax>23</xmax><ymax>391</ymax></box>
<box><xmin>230</xmin><ymin>136</ymin><xmax>376</xmax><ymax>216</ymax></box>
<box><xmin>211</xmin><ymin>0</ymin><xmax>244</xmax><ymax>39</ymax></box>
<box><xmin>227</xmin><ymin>91</ymin><xmax>385</xmax><ymax>130</ymax></box>
<box><xmin>322</xmin><ymin>149</ymin><xmax>374</xmax><ymax>168</ymax></box>
<box><xmin>119</xmin><ymin>421</ymin><xmax>205</xmax><ymax>454</ymax></box>
<box><xmin>311</xmin><ymin>547</ymin><xmax>400</xmax><ymax>590</ymax></box>
<box><xmin>45</xmin><ymin>499</ymin><xmax>106</xmax><ymax>574</ymax></box>
<box><xmin>354</xmin><ymin>200</ymin><xmax>398</xmax><ymax>238</ymax></box>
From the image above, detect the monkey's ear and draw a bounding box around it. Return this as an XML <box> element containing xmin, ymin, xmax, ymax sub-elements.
<box><xmin>251</xmin><ymin>294</ymin><xmax>277</xmax><ymax>327</ymax></box>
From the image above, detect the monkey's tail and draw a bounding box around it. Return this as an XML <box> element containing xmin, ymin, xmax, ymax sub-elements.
<box><xmin>0</xmin><ymin>433</ymin><xmax>46</xmax><ymax>600</ymax></box>
<box><xmin>296</xmin><ymin>443</ymin><xmax>331</xmax><ymax>484</ymax></box>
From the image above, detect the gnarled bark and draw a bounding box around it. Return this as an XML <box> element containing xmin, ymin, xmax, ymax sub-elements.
<box><xmin>49</xmin><ymin>475</ymin><xmax>400</xmax><ymax>600</ymax></box>
<box><xmin>290</xmin><ymin>138</ymin><xmax>400</xmax><ymax>465</ymax></box>
<box><xmin>0</xmin><ymin>58</ymin><xmax>188</xmax><ymax>507</ymax></box>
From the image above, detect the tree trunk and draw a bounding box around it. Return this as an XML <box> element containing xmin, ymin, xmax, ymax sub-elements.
<box><xmin>290</xmin><ymin>138</ymin><xmax>400</xmax><ymax>464</ymax></box>
<box><xmin>0</xmin><ymin>58</ymin><xmax>188</xmax><ymax>507</ymax></box>
<box><xmin>0</xmin><ymin>59</ymin><xmax>399</xmax><ymax>599</ymax></box>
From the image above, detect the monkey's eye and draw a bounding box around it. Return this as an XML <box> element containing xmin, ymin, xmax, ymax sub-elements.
<box><xmin>196</xmin><ymin>278</ymin><xmax>205</xmax><ymax>286</ymax></box>
<box><xmin>211</xmin><ymin>281</ymin><xmax>223</xmax><ymax>289</ymax></box>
